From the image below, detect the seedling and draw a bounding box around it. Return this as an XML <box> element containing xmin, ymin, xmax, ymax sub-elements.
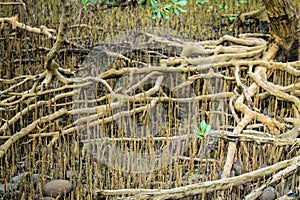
<box><xmin>194</xmin><ymin>120</ymin><xmax>211</xmax><ymax>139</ymax></box>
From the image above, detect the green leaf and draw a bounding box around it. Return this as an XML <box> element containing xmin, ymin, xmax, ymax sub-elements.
<box><xmin>150</xmin><ymin>0</ymin><xmax>158</xmax><ymax>8</ymax></box>
<box><xmin>156</xmin><ymin>11</ymin><xmax>162</xmax><ymax>18</ymax></box>
<box><xmin>151</xmin><ymin>13</ymin><xmax>157</xmax><ymax>20</ymax></box>
<box><xmin>178</xmin><ymin>7</ymin><xmax>186</xmax><ymax>12</ymax></box>
<box><xmin>138</xmin><ymin>0</ymin><xmax>146</xmax><ymax>4</ymax></box>
<box><xmin>197</xmin><ymin>0</ymin><xmax>206</xmax><ymax>4</ymax></box>
<box><xmin>163</xmin><ymin>5</ymin><xmax>172</xmax><ymax>9</ymax></box>
<box><xmin>229</xmin><ymin>16</ymin><xmax>236</xmax><ymax>21</ymax></box>
<box><xmin>200</xmin><ymin>120</ymin><xmax>206</xmax><ymax>131</ymax></box>
<box><xmin>161</xmin><ymin>12</ymin><xmax>170</xmax><ymax>19</ymax></box>
<box><xmin>204</xmin><ymin>125</ymin><xmax>211</xmax><ymax>136</ymax></box>
<box><xmin>151</xmin><ymin>0</ymin><xmax>158</xmax><ymax>6</ymax></box>
<box><xmin>150</xmin><ymin>7</ymin><xmax>158</xmax><ymax>13</ymax></box>
<box><xmin>194</xmin><ymin>126</ymin><xmax>201</xmax><ymax>135</ymax></box>
<box><xmin>194</xmin><ymin>124</ymin><xmax>208</xmax><ymax>140</ymax></box>
<box><xmin>82</xmin><ymin>0</ymin><xmax>89</xmax><ymax>7</ymax></box>
<box><xmin>175</xmin><ymin>0</ymin><xmax>187</xmax><ymax>6</ymax></box>
<box><xmin>173</xmin><ymin>7</ymin><xmax>179</xmax><ymax>15</ymax></box>
<box><xmin>83</xmin><ymin>0</ymin><xmax>90</xmax><ymax>10</ymax></box>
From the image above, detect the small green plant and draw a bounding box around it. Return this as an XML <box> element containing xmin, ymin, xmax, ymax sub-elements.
<box><xmin>138</xmin><ymin>0</ymin><xmax>187</xmax><ymax>20</ymax></box>
<box><xmin>71</xmin><ymin>0</ymin><xmax>187</xmax><ymax>18</ymax></box>
<box><xmin>194</xmin><ymin>120</ymin><xmax>211</xmax><ymax>140</ymax></box>
<box><xmin>82</xmin><ymin>0</ymin><xmax>90</xmax><ymax>10</ymax></box>
<box><xmin>72</xmin><ymin>0</ymin><xmax>246</xmax><ymax>20</ymax></box>
<box><xmin>71</xmin><ymin>0</ymin><xmax>90</xmax><ymax>10</ymax></box>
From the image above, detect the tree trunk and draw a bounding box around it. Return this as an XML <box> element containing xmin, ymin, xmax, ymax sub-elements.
<box><xmin>263</xmin><ymin>0</ymin><xmax>300</xmax><ymax>61</ymax></box>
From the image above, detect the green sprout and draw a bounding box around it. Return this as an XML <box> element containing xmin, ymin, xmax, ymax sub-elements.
<box><xmin>194</xmin><ymin>120</ymin><xmax>211</xmax><ymax>139</ymax></box>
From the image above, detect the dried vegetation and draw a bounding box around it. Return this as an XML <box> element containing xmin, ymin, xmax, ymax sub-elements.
<box><xmin>0</xmin><ymin>0</ymin><xmax>300</xmax><ymax>199</ymax></box>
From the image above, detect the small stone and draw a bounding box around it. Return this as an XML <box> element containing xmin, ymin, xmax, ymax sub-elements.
<box><xmin>287</xmin><ymin>189</ymin><xmax>297</xmax><ymax>197</ymax></box>
<box><xmin>260</xmin><ymin>163</ymin><xmax>268</xmax><ymax>168</ymax></box>
<box><xmin>189</xmin><ymin>174</ymin><xmax>205</xmax><ymax>181</ymax></box>
<box><xmin>0</xmin><ymin>183</ymin><xmax>18</xmax><ymax>191</ymax></box>
<box><xmin>233</xmin><ymin>161</ymin><xmax>248</xmax><ymax>176</ymax></box>
<box><xmin>33</xmin><ymin>194</ymin><xmax>41</xmax><ymax>200</ymax></box>
<box><xmin>12</xmin><ymin>172</ymin><xmax>29</xmax><ymax>183</ymax></box>
<box><xmin>260</xmin><ymin>186</ymin><xmax>277</xmax><ymax>200</ymax></box>
<box><xmin>43</xmin><ymin>179</ymin><xmax>72</xmax><ymax>197</ymax></box>
<box><xmin>43</xmin><ymin>197</ymin><xmax>53</xmax><ymax>200</ymax></box>
<box><xmin>12</xmin><ymin>172</ymin><xmax>42</xmax><ymax>187</ymax></box>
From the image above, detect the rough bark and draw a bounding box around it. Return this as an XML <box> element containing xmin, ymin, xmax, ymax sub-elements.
<box><xmin>263</xmin><ymin>0</ymin><xmax>300</xmax><ymax>60</ymax></box>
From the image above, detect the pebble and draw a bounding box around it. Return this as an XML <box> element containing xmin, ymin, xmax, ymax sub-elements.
<box><xmin>43</xmin><ymin>179</ymin><xmax>72</xmax><ymax>197</ymax></box>
<box><xmin>189</xmin><ymin>174</ymin><xmax>206</xmax><ymax>182</ymax></box>
<box><xmin>260</xmin><ymin>186</ymin><xmax>277</xmax><ymax>200</ymax></box>
<box><xmin>260</xmin><ymin>163</ymin><xmax>268</xmax><ymax>168</ymax></box>
<box><xmin>43</xmin><ymin>197</ymin><xmax>53</xmax><ymax>200</ymax></box>
<box><xmin>233</xmin><ymin>160</ymin><xmax>248</xmax><ymax>176</ymax></box>
<box><xmin>12</xmin><ymin>172</ymin><xmax>43</xmax><ymax>186</ymax></box>
<box><xmin>0</xmin><ymin>183</ymin><xmax>18</xmax><ymax>191</ymax></box>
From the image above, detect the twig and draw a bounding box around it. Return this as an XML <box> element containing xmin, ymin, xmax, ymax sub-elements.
<box><xmin>0</xmin><ymin>109</ymin><xmax>67</xmax><ymax>159</ymax></box>
<box><xmin>0</xmin><ymin>16</ymin><xmax>56</xmax><ymax>39</ymax></box>
<box><xmin>0</xmin><ymin>91</ymin><xmax>75</xmax><ymax>134</ymax></box>
<box><xmin>249</xmin><ymin>72</ymin><xmax>300</xmax><ymax>111</ymax></box>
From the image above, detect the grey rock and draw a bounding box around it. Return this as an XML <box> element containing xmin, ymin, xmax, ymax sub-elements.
<box><xmin>260</xmin><ymin>186</ymin><xmax>277</xmax><ymax>200</ymax></box>
<box><xmin>233</xmin><ymin>160</ymin><xmax>248</xmax><ymax>176</ymax></box>
<box><xmin>189</xmin><ymin>174</ymin><xmax>206</xmax><ymax>182</ymax></box>
<box><xmin>43</xmin><ymin>197</ymin><xmax>53</xmax><ymax>200</ymax></box>
<box><xmin>260</xmin><ymin>163</ymin><xmax>268</xmax><ymax>168</ymax></box>
<box><xmin>0</xmin><ymin>183</ymin><xmax>18</xmax><ymax>191</ymax></box>
<box><xmin>12</xmin><ymin>174</ymin><xmax>23</xmax><ymax>183</ymax></box>
<box><xmin>287</xmin><ymin>189</ymin><xmax>298</xmax><ymax>197</ymax></box>
<box><xmin>12</xmin><ymin>172</ymin><xmax>30</xmax><ymax>183</ymax></box>
<box><xmin>12</xmin><ymin>172</ymin><xmax>42</xmax><ymax>185</ymax></box>
<box><xmin>43</xmin><ymin>179</ymin><xmax>72</xmax><ymax>197</ymax></box>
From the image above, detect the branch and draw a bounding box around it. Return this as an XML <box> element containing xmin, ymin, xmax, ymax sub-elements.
<box><xmin>0</xmin><ymin>91</ymin><xmax>75</xmax><ymax>134</ymax></box>
<box><xmin>249</xmin><ymin>72</ymin><xmax>300</xmax><ymax>111</ymax></box>
<box><xmin>0</xmin><ymin>16</ymin><xmax>56</xmax><ymax>39</ymax></box>
<box><xmin>222</xmin><ymin>43</ymin><xmax>279</xmax><ymax>178</ymax></box>
<box><xmin>44</xmin><ymin>1</ymin><xmax>69</xmax><ymax>71</ymax></box>
<box><xmin>0</xmin><ymin>109</ymin><xmax>67</xmax><ymax>159</ymax></box>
